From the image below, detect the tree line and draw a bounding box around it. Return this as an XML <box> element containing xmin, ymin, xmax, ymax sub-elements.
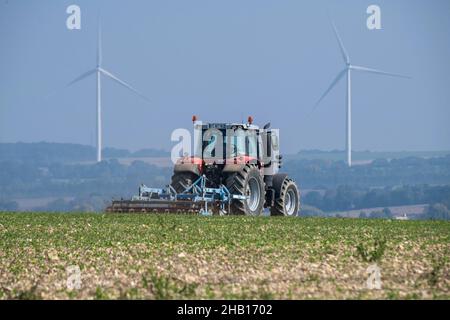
<box><xmin>302</xmin><ymin>184</ymin><xmax>450</xmax><ymax>212</ymax></box>
<box><xmin>0</xmin><ymin>142</ymin><xmax>169</xmax><ymax>163</ymax></box>
<box><xmin>285</xmin><ymin>156</ymin><xmax>450</xmax><ymax>188</ymax></box>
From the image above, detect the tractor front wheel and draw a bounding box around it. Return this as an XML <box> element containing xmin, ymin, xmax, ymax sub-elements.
<box><xmin>270</xmin><ymin>174</ymin><xmax>300</xmax><ymax>216</ymax></box>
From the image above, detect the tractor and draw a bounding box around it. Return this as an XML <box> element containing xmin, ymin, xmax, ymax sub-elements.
<box><xmin>106</xmin><ymin>116</ymin><xmax>300</xmax><ymax>216</ymax></box>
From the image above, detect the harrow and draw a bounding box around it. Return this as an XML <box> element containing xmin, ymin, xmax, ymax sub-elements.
<box><xmin>106</xmin><ymin>175</ymin><xmax>247</xmax><ymax>215</ymax></box>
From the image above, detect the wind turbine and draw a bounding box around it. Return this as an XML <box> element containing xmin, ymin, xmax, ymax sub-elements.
<box><xmin>64</xmin><ymin>21</ymin><xmax>149</xmax><ymax>162</ymax></box>
<box><xmin>313</xmin><ymin>21</ymin><xmax>410</xmax><ymax>167</ymax></box>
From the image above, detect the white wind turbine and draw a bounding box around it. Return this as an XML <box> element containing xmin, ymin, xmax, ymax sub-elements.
<box><xmin>313</xmin><ymin>21</ymin><xmax>410</xmax><ymax>167</ymax></box>
<box><xmin>64</xmin><ymin>22</ymin><xmax>150</xmax><ymax>162</ymax></box>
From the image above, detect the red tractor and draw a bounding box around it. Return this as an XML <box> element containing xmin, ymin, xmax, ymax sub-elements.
<box><xmin>170</xmin><ymin>116</ymin><xmax>300</xmax><ymax>216</ymax></box>
<box><xmin>107</xmin><ymin>116</ymin><xmax>300</xmax><ymax>216</ymax></box>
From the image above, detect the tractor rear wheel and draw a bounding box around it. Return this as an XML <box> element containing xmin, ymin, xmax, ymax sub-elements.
<box><xmin>226</xmin><ymin>164</ymin><xmax>265</xmax><ymax>216</ymax></box>
<box><xmin>270</xmin><ymin>175</ymin><xmax>300</xmax><ymax>216</ymax></box>
<box><xmin>171</xmin><ymin>172</ymin><xmax>199</xmax><ymax>193</ymax></box>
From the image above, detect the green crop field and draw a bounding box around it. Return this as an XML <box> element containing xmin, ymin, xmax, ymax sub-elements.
<box><xmin>0</xmin><ymin>213</ymin><xmax>449</xmax><ymax>300</ymax></box>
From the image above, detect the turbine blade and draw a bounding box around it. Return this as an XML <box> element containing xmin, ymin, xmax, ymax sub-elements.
<box><xmin>66</xmin><ymin>69</ymin><xmax>97</xmax><ymax>87</ymax></box>
<box><xmin>350</xmin><ymin>65</ymin><xmax>411</xmax><ymax>79</ymax></box>
<box><xmin>331</xmin><ymin>20</ymin><xmax>350</xmax><ymax>64</ymax></box>
<box><xmin>45</xmin><ymin>68</ymin><xmax>96</xmax><ymax>100</ymax></box>
<box><xmin>312</xmin><ymin>69</ymin><xmax>347</xmax><ymax>110</ymax></box>
<box><xmin>97</xmin><ymin>15</ymin><xmax>102</xmax><ymax>67</ymax></box>
<box><xmin>99</xmin><ymin>68</ymin><xmax>150</xmax><ymax>102</ymax></box>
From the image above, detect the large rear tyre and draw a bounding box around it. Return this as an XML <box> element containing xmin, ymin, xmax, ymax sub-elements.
<box><xmin>170</xmin><ymin>172</ymin><xmax>199</xmax><ymax>193</ymax></box>
<box><xmin>226</xmin><ymin>164</ymin><xmax>265</xmax><ymax>216</ymax></box>
<box><xmin>270</xmin><ymin>175</ymin><xmax>300</xmax><ymax>216</ymax></box>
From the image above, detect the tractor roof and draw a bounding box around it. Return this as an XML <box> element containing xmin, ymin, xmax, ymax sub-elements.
<box><xmin>195</xmin><ymin>122</ymin><xmax>260</xmax><ymax>131</ymax></box>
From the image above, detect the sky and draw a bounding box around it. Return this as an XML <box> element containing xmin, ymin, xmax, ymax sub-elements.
<box><xmin>0</xmin><ymin>0</ymin><xmax>449</xmax><ymax>154</ymax></box>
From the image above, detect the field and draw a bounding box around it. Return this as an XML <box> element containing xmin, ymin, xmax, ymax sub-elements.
<box><xmin>0</xmin><ymin>213</ymin><xmax>449</xmax><ymax>300</ymax></box>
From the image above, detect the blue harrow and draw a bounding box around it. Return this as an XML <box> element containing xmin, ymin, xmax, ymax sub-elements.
<box><xmin>106</xmin><ymin>175</ymin><xmax>247</xmax><ymax>215</ymax></box>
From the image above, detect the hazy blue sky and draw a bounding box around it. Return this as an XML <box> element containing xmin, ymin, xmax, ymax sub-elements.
<box><xmin>1</xmin><ymin>0</ymin><xmax>449</xmax><ymax>153</ymax></box>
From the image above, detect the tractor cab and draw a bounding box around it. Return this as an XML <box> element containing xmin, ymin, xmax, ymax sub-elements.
<box><xmin>189</xmin><ymin>116</ymin><xmax>280</xmax><ymax>173</ymax></box>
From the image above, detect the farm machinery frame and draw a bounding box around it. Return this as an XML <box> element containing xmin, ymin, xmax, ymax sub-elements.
<box><xmin>106</xmin><ymin>116</ymin><xmax>300</xmax><ymax>216</ymax></box>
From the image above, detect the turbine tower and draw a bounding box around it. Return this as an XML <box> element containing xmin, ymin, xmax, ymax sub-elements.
<box><xmin>313</xmin><ymin>21</ymin><xmax>409</xmax><ymax>167</ymax></box>
<box><xmin>64</xmin><ymin>21</ymin><xmax>149</xmax><ymax>162</ymax></box>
